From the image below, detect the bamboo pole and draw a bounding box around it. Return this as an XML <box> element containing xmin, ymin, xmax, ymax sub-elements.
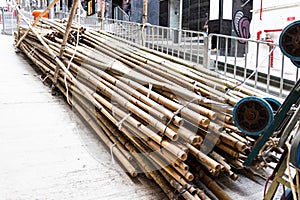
<box><xmin>15</xmin><ymin>0</ymin><xmax>60</xmax><ymax>48</ymax></box>
<box><xmin>57</xmin><ymin>84</ymin><xmax>138</xmax><ymax>177</ymax></box>
<box><xmin>52</xmin><ymin>0</ymin><xmax>80</xmax><ymax>89</ymax></box>
<box><xmin>78</xmin><ymin>61</ymin><xmax>183</xmax><ymax>126</ymax></box>
<box><xmin>17</xmin><ymin>19</ymin><xmax>281</xmax><ymax>200</ymax></box>
<box><xmin>16</xmin><ymin>0</ymin><xmax>20</xmax><ymax>42</ymax></box>
<box><xmin>196</xmin><ymin>171</ymin><xmax>232</xmax><ymax>200</ymax></box>
<box><xmin>14</xmin><ymin>6</ymin><xmax>105</xmax><ymax>118</ymax></box>
<box><xmin>142</xmin><ymin>0</ymin><xmax>148</xmax><ymax>24</ymax></box>
<box><xmin>186</xmin><ymin>143</ymin><xmax>223</xmax><ymax>173</ymax></box>
<box><xmin>209</xmin><ymin>151</ymin><xmax>238</xmax><ymax>181</ymax></box>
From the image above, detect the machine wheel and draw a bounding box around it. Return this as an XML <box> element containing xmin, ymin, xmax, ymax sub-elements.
<box><xmin>263</xmin><ymin>97</ymin><xmax>282</xmax><ymax>112</ymax></box>
<box><xmin>279</xmin><ymin>20</ymin><xmax>300</xmax><ymax>61</ymax></box>
<box><xmin>291</xmin><ymin>59</ymin><xmax>300</xmax><ymax>68</ymax></box>
<box><xmin>233</xmin><ymin>97</ymin><xmax>274</xmax><ymax>136</ymax></box>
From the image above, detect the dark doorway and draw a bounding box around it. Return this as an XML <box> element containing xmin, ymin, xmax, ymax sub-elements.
<box><xmin>159</xmin><ymin>0</ymin><xmax>168</xmax><ymax>27</ymax></box>
<box><xmin>112</xmin><ymin>0</ymin><xmax>123</xmax><ymax>19</ymax></box>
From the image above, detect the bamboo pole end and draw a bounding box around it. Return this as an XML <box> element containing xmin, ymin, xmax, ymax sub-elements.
<box><xmin>129</xmin><ymin>170</ymin><xmax>138</xmax><ymax>177</ymax></box>
<box><xmin>201</xmin><ymin>118</ymin><xmax>210</xmax><ymax>128</ymax></box>
<box><xmin>178</xmin><ymin>152</ymin><xmax>188</xmax><ymax>161</ymax></box>
<box><xmin>172</xmin><ymin>134</ymin><xmax>179</xmax><ymax>141</ymax></box>
<box><xmin>186</xmin><ymin>172</ymin><xmax>194</xmax><ymax>182</ymax></box>
<box><xmin>210</xmin><ymin>113</ymin><xmax>217</xmax><ymax>121</ymax></box>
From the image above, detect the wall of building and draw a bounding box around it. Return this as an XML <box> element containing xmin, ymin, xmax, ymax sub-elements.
<box><xmin>229</xmin><ymin>0</ymin><xmax>252</xmax><ymax>56</ymax></box>
<box><xmin>107</xmin><ymin>0</ymin><xmax>159</xmax><ymax>25</ymax></box>
<box><xmin>248</xmin><ymin>0</ymin><xmax>300</xmax><ymax>74</ymax></box>
<box><xmin>129</xmin><ymin>0</ymin><xmax>159</xmax><ymax>25</ymax></box>
<box><xmin>182</xmin><ymin>0</ymin><xmax>209</xmax><ymax>31</ymax></box>
<box><xmin>169</xmin><ymin>0</ymin><xmax>180</xmax><ymax>28</ymax></box>
<box><xmin>251</xmin><ymin>0</ymin><xmax>300</xmax><ymax>42</ymax></box>
<box><xmin>159</xmin><ymin>0</ymin><xmax>168</xmax><ymax>27</ymax></box>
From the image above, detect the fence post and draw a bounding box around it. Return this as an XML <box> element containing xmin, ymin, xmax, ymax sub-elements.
<box><xmin>141</xmin><ymin>24</ymin><xmax>146</xmax><ymax>46</ymax></box>
<box><xmin>49</xmin><ymin>0</ymin><xmax>55</xmax><ymax>19</ymax></box>
<box><xmin>1</xmin><ymin>8</ymin><xmax>4</xmax><ymax>34</ymax></box>
<box><xmin>203</xmin><ymin>35</ymin><xmax>210</xmax><ymax>68</ymax></box>
<box><xmin>100</xmin><ymin>0</ymin><xmax>105</xmax><ymax>30</ymax></box>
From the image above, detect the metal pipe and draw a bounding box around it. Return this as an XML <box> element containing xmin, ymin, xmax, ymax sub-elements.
<box><xmin>255</xmin><ymin>43</ymin><xmax>260</xmax><ymax>89</ymax></box>
<box><xmin>234</xmin><ymin>40</ymin><xmax>238</xmax><ymax>79</ymax></box>
<box><xmin>196</xmin><ymin>34</ymin><xmax>200</xmax><ymax>65</ymax></box>
<box><xmin>156</xmin><ymin>27</ymin><xmax>158</xmax><ymax>51</ymax></box>
<box><xmin>151</xmin><ymin>26</ymin><xmax>154</xmax><ymax>50</ymax></box>
<box><xmin>161</xmin><ymin>27</ymin><xmax>164</xmax><ymax>53</ymax></box>
<box><xmin>190</xmin><ymin>32</ymin><xmax>193</xmax><ymax>62</ymax></box>
<box><xmin>224</xmin><ymin>37</ymin><xmax>228</xmax><ymax>76</ymax></box>
<box><xmin>280</xmin><ymin>55</ymin><xmax>284</xmax><ymax>98</ymax></box>
<box><xmin>166</xmin><ymin>29</ymin><xmax>169</xmax><ymax>54</ymax></box>
<box><xmin>1</xmin><ymin>8</ymin><xmax>4</xmax><ymax>34</ymax></box>
<box><xmin>16</xmin><ymin>0</ymin><xmax>20</xmax><ymax>39</ymax></box>
<box><xmin>183</xmin><ymin>31</ymin><xmax>186</xmax><ymax>60</ymax></box>
<box><xmin>215</xmin><ymin>36</ymin><xmax>219</xmax><ymax>72</ymax></box>
<box><xmin>48</xmin><ymin>0</ymin><xmax>54</xmax><ymax>19</ymax></box>
<box><xmin>244</xmin><ymin>42</ymin><xmax>248</xmax><ymax>81</ymax></box>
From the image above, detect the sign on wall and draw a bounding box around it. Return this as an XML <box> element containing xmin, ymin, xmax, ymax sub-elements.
<box><xmin>209</xmin><ymin>0</ymin><xmax>219</xmax><ymax>20</ymax></box>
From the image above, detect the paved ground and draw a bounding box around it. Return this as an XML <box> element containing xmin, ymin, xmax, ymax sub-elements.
<box><xmin>0</xmin><ymin>33</ymin><xmax>287</xmax><ymax>200</ymax></box>
<box><xmin>0</xmin><ymin>34</ymin><xmax>167</xmax><ymax>200</ymax></box>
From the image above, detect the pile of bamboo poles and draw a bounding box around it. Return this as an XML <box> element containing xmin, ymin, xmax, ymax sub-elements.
<box><xmin>16</xmin><ymin>18</ymin><xmax>270</xmax><ymax>200</ymax></box>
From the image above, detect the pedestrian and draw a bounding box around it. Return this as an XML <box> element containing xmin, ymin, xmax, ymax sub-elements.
<box><xmin>124</xmin><ymin>0</ymin><xmax>131</xmax><ymax>16</ymax></box>
<box><xmin>203</xmin><ymin>13</ymin><xmax>209</xmax><ymax>36</ymax></box>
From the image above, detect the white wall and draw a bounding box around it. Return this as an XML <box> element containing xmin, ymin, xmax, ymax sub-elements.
<box><xmin>169</xmin><ymin>0</ymin><xmax>181</xmax><ymax>28</ymax></box>
<box><xmin>251</xmin><ymin>1</ymin><xmax>300</xmax><ymax>41</ymax></box>
<box><xmin>248</xmin><ymin>1</ymin><xmax>300</xmax><ymax>78</ymax></box>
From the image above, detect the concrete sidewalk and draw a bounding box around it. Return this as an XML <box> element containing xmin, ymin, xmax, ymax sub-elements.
<box><xmin>0</xmin><ymin>33</ymin><xmax>287</xmax><ymax>200</ymax></box>
<box><xmin>0</xmin><ymin>34</ymin><xmax>166</xmax><ymax>199</ymax></box>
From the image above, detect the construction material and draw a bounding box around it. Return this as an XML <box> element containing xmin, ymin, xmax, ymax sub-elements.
<box><xmin>16</xmin><ymin>19</ymin><xmax>276</xmax><ymax>199</ymax></box>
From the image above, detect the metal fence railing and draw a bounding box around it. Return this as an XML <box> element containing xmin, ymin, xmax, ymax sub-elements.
<box><xmin>113</xmin><ymin>6</ymin><xmax>130</xmax><ymax>21</ymax></box>
<box><xmin>99</xmin><ymin>18</ymin><xmax>297</xmax><ymax>98</ymax></box>
<box><xmin>143</xmin><ymin>24</ymin><xmax>207</xmax><ymax>66</ymax></box>
<box><xmin>2</xmin><ymin>12</ymin><xmax>296</xmax><ymax>98</ymax></box>
<box><xmin>0</xmin><ymin>8</ymin><xmax>16</xmax><ymax>35</ymax></box>
<box><xmin>103</xmin><ymin>19</ymin><xmax>208</xmax><ymax>67</ymax></box>
<box><xmin>103</xmin><ymin>19</ymin><xmax>142</xmax><ymax>43</ymax></box>
<box><xmin>1</xmin><ymin>8</ymin><xmax>33</xmax><ymax>35</ymax></box>
<box><xmin>207</xmin><ymin>34</ymin><xmax>298</xmax><ymax>97</ymax></box>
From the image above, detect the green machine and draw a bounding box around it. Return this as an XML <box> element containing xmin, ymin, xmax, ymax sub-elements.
<box><xmin>232</xmin><ymin>20</ymin><xmax>300</xmax><ymax>199</ymax></box>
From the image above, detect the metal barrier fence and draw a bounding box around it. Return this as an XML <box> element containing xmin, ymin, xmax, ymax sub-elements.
<box><xmin>207</xmin><ymin>34</ymin><xmax>298</xmax><ymax>97</ymax></box>
<box><xmin>114</xmin><ymin>6</ymin><xmax>130</xmax><ymax>21</ymax></box>
<box><xmin>103</xmin><ymin>19</ymin><xmax>142</xmax><ymax>43</ymax></box>
<box><xmin>103</xmin><ymin>19</ymin><xmax>208</xmax><ymax>67</ymax></box>
<box><xmin>0</xmin><ymin>8</ymin><xmax>33</xmax><ymax>35</ymax></box>
<box><xmin>2</xmin><ymin>12</ymin><xmax>296</xmax><ymax>97</ymax></box>
<box><xmin>100</xmin><ymin>18</ymin><xmax>297</xmax><ymax>97</ymax></box>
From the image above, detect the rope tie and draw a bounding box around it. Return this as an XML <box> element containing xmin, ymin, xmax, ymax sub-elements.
<box><xmin>147</xmin><ymin>83</ymin><xmax>153</xmax><ymax>98</ymax></box>
<box><xmin>41</xmin><ymin>75</ymin><xmax>49</xmax><ymax>83</ymax></box>
<box><xmin>116</xmin><ymin>112</ymin><xmax>131</xmax><ymax>130</ymax></box>
<box><xmin>160</xmin><ymin>97</ymin><xmax>198</xmax><ymax>148</ymax></box>
<box><xmin>173</xmin><ymin>183</ymin><xmax>191</xmax><ymax>199</ymax></box>
<box><xmin>110</xmin><ymin>143</ymin><xmax>117</xmax><ymax>165</ymax></box>
<box><xmin>28</xmin><ymin>46</ymin><xmax>36</xmax><ymax>56</ymax></box>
